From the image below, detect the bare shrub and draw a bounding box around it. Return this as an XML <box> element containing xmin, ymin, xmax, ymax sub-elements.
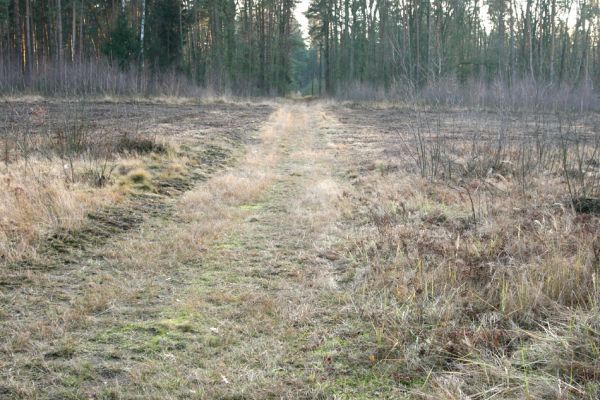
<box><xmin>335</xmin><ymin>82</ymin><xmax>388</xmax><ymax>102</ymax></box>
<box><xmin>396</xmin><ymin>109</ymin><xmax>600</xmax><ymax>215</ymax></box>
<box><xmin>337</xmin><ymin>77</ymin><xmax>600</xmax><ymax>112</ymax></box>
<box><xmin>0</xmin><ymin>58</ymin><xmax>213</xmax><ymax>97</ymax></box>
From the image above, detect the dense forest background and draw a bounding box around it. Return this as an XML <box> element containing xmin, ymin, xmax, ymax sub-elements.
<box><xmin>1</xmin><ymin>0</ymin><xmax>600</xmax><ymax>100</ymax></box>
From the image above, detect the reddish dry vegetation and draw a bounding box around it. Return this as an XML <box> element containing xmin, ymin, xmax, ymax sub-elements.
<box><xmin>330</xmin><ymin>103</ymin><xmax>599</xmax><ymax>398</ymax></box>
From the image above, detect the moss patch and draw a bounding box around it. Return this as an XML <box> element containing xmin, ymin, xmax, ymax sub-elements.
<box><xmin>239</xmin><ymin>202</ymin><xmax>265</xmax><ymax>211</ymax></box>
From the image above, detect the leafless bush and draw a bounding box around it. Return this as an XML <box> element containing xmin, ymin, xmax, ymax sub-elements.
<box><xmin>335</xmin><ymin>82</ymin><xmax>389</xmax><ymax>101</ymax></box>
<box><xmin>397</xmin><ymin>109</ymin><xmax>600</xmax><ymax>216</ymax></box>
<box><xmin>337</xmin><ymin>76</ymin><xmax>600</xmax><ymax>112</ymax></box>
<box><xmin>0</xmin><ymin>58</ymin><xmax>212</xmax><ymax>97</ymax></box>
<box><xmin>559</xmin><ymin>120</ymin><xmax>600</xmax><ymax>212</ymax></box>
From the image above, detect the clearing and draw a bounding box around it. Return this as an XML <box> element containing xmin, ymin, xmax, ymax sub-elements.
<box><xmin>1</xmin><ymin>100</ymin><xmax>599</xmax><ymax>399</ymax></box>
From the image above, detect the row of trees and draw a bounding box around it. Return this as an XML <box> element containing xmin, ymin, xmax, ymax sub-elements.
<box><xmin>0</xmin><ymin>0</ymin><xmax>306</xmax><ymax>94</ymax></box>
<box><xmin>2</xmin><ymin>1</ymin><xmax>600</xmax><ymax>96</ymax></box>
<box><xmin>306</xmin><ymin>0</ymin><xmax>600</xmax><ymax>94</ymax></box>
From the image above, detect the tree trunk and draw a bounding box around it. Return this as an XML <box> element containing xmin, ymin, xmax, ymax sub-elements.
<box><xmin>71</xmin><ymin>0</ymin><xmax>76</xmax><ymax>62</ymax></box>
<box><xmin>549</xmin><ymin>0</ymin><xmax>556</xmax><ymax>83</ymax></box>
<box><xmin>78</xmin><ymin>0</ymin><xmax>83</xmax><ymax>62</ymax></box>
<box><xmin>14</xmin><ymin>0</ymin><xmax>22</xmax><ymax>74</ymax></box>
<box><xmin>526</xmin><ymin>0</ymin><xmax>535</xmax><ymax>80</ymax></box>
<box><xmin>140</xmin><ymin>0</ymin><xmax>146</xmax><ymax>67</ymax></box>
<box><xmin>25</xmin><ymin>0</ymin><xmax>32</xmax><ymax>80</ymax></box>
<box><xmin>57</xmin><ymin>0</ymin><xmax>64</xmax><ymax>82</ymax></box>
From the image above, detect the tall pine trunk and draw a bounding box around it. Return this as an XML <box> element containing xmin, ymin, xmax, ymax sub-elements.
<box><xmin>57</xmin><ymin>0</ymin><xmax>64</xmax><ymax>84</ymax></box>
<box><xmin>140</xmin><ymin>0</ymin><xmax>146</xmax><ymax>67</ymax></box>
<box><xmin>71</xmin><ymin>0</ymin><xmax>76</xmax><ymax>62</ymax></box>
<box><xmin>14</xmin><ymin>0</ymin><xmax>22</xmax><ymax>74</ymax></box>
<box><xmin>25</xmin><ymin>0</ymin><xmax>32</xmax><ymax>80</ymax></box>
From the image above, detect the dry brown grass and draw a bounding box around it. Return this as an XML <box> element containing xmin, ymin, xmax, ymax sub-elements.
<box><xmin>2</xmin><ymin>99</ymin><xmax>598</xmax><ymax>398</ymax></box>
<box><xmin>0</xmin><ymin>159</ymin><xmax>121</xmax><ymax>261</ymax></box>
<box><xmin>73</xmin><ymin>106</ymin><xmax>286</xmax><ymax>322</ymax></box>
<box><xmin>177</xmin><ymin>107</ymin><xmax>287</xmax><ymax>241</ymax></box>
<box><xmin>0</xmin><ymin>100</ymin><xmax>172</xmax><ymax>261</ymax></box>
<box><xmin>331</xmin><ymin>103</ymin><xmax>600</xmax><ymax>398</ymax></box>
<box><xmin>0</xmin><ymin>100</ymin><xmax>277</xmax><ymax>399</ymax></box>
<box><xmin>0</xmin><ymin>97</ymin><xmax>265</xmax><ymax>262</ymax></box>
<box><xmin>0</xmin><ymin>144</ymin><xmax>191</xmax><ymax>261</ymax></box>
<box><xmin>78</xmin><ymin>105</ymin><xmax>331</xmax><ymax>398</ymax></box>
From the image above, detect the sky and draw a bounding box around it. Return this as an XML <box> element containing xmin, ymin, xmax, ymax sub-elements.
<box><xmin>293</xmin><ymin>1</ymin><xmax>581</xmax><ymax>39</ymax></box>
<box><xmin>294</xmin><ymin>0</ymin><xmax>311</xmax><ymax>39</ymax></box>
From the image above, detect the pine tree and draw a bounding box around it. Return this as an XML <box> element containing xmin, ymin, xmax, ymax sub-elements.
<box><xmin>102</xmin><ymin>11</ymin><xmax>139</xmax><ymax>70</ymax></box>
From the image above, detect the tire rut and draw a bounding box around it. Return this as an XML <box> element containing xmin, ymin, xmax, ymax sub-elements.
<box><xmin>1</xmin><ymin>144</ymin><xmax>233</xmax><ymax>277</ymax></box>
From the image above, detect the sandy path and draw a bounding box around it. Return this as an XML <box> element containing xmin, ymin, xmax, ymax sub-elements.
<box><xmin>160</xmin><ymin>104</ymin><xmax>356</xmax><ymax>398</ymax></box>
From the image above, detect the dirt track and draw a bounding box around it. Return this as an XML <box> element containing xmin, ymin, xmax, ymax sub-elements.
<box><xmin>1</xmin><ymin>103</ymin><xmax>391</xmax><ymax>399</ymax></box>
<box><xmin>4</xmin><ymin>101</ymin><xmax>598</xmax><ymax>399</ymax></box>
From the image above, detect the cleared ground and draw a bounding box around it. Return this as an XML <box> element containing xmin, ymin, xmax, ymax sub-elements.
<box><xmin>1</xmin><ymin>99</ymin><xmax>599</xmax><ymax>399</ymax></box>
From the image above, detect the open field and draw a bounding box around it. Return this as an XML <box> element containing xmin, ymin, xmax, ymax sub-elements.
<box><xmin>1</xmin><ymin>99</ymin><xmax>599</xmax><ymax>399</ymax></box>
<box><xmin>328</xmin><ymin>103</ymin><xmax>600</xmax><ymax>398</ymax></box>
